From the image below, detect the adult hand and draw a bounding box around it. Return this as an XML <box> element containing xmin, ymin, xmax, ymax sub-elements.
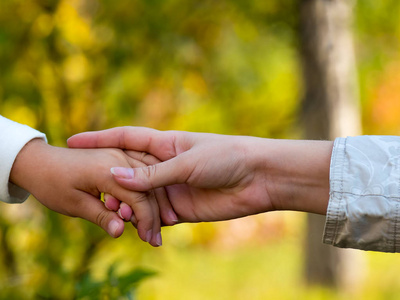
<box><xmin>68</xmin><ymin>127</ymin><xmax>333</xmax><ymax>224</ymax></box>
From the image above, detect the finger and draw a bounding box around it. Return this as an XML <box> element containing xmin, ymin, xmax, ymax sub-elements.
<box><xmin>130</xmin><ymin>211</ymin><xmax>137</xmax><ymax>227</ymax></box>
<box><xmin>102</xmin><ymin>156</ymin><xmax>156</xmax><ymax>243</ymax></box>
<box><xmin>105</xmin><ymin>194</ymin><xmax>133</xmax><ymax>221</ymax></box>
<box><xmin>110</xmin><ymin>186</ymin><xmax>158</xmax><ymax>246</ymax></box>
<box><xmin>124</xmin><ymin>151</ymin><xmax>178</xmax><ymax>226</ymax></box>
<box><xmin>110</xmin><ymin>152</ymin><xmax>193</xmax><ymax>191</ymax></box>
<box><xmin>123</xmin><ymin>154</ymin><xmax>163</xmax><ymax>245</ymax></box>
<box><xmin>104</xmin><ymin>193</ymin><xmax>120</xmax><ymax>211</ymax></box>
<box><xmin>124</xmin><ymin>150</ymin><xmax>162</xmax><ymax>164</ymax></box>
<box><xmin>119</xmin><ymin>202</ymin><xmax>133</xmax><ymax>221</ymax></box>
<box><xmin>147</xmin><ymin>190</ymin><xmax>162</xmax><ymax>247</ymax></box>
<box><xmin>155</xmin><ymin>187</ymin><xmax>178</xmax><ymax>226</ymax></box>
<box><xmin>73</xmin><ymin>192</ymin><xmax>125</xmax><ymax>238</ymax></box>
<box><xmin>67</xmin><ymin>127</ymin><xmax>180</xmax><ymax>161</ymax></box>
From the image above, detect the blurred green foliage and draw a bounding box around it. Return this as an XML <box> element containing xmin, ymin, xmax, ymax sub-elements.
<box><xmin>1</xmin><ymin>0</ymin><xmax>400</xmax><ymax>299</ymax></box>
<box><xmin>0</xmin><ymin>0</ymin><xmax>301</xmax><ymax>142</ymax></box>
<box><xmin>77</xmin><ymin>264</ymin><xmax>155</xmax><ymax>299</ymax></box>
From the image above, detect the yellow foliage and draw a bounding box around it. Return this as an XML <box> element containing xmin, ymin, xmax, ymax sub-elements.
<box><xmin>56</xmin><ymin>0</ymin><xmax>94</xmax><ymax>50</ymax></box>
<box><xmin>2</xmin><ymin>99</ymin><xmax>38</xmax><ymax>128</ymax></box>
<box><xmin>63</xmin><ymin>54</ymin><xmax>89</xmax><ymax>83</ymax></box>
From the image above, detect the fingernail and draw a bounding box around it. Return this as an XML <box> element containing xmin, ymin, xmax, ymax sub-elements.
<box><xmin>169</xmin><ymin>210</ymin><xmax>179</xmax><ymax>223</ymax></box>
<box><xmin>109</xmin><ymin>220</ymin><xmax>120</xmax><ymax>237</ymax></box>
<box><xmin>146</xmin><ymin>229</ymin><xmax>153</xmax><ymax>243</ymax></box>
<box><xmin>117</xmin><ymin>208</ymin><xmax>124</xmax><ymax>220</ymax></box>
<box><xmin>111</xmin><ymin>167</ymin><xmax>134</xmax><ymax>179</ymax></box>
<box><xmin>105</xmin><ymin>201</ymin><xmax>111</xmax><ymax>210</ymax></box>
<box><xmin>156</xmin><ymin>232</ymin><xmax>163</xmax><ymax>246</ymax></box>
<box><xmin>120</xmin><ymin>203</ymin><xmax>133</xmax><ymax>221</ymax></box>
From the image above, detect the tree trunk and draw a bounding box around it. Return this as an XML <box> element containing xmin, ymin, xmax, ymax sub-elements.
<box><xmin>299</xmin><ymin>0</ymin><xmax>363</xmax><ymax>289</ymax></box>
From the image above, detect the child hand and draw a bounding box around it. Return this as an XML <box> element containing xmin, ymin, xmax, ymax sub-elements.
<box><xmin>10</xmin><ymin>138</ymin><xmax>165</xmax><ymax>247</ymax></box>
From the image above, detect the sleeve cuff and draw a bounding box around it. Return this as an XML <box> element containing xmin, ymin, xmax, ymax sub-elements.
<box><xmin>323</xmin><ymin>137</ymin><xmax>347</xmax><ymax>246</ymax></box>
<box><xmin>0</xmin><ymin>116</ymin><xmax>47</xmax><ymax>203</ymax></box>
<box><xmin>323</xmin><ymin>136</ymin><xmax>400</xmax><ymax>252</ymax></box>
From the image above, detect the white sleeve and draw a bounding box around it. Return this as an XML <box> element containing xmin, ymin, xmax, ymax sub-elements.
<box><xmin>0</xmin><ymin>115</ymin><xmax>47</xmax><ymax>203</ymax></box>
<box><xmin>323</xmin><ymin>135</ymin><xmax>400</xmax><ymax>252</ymax></box>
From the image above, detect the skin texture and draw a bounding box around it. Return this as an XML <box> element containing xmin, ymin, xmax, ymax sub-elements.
<box><xmin>9</xmin><ymin>138</ymin><xmax>166</xmax><ymax>247</ymax></box>
<box><xmin>68</xmin><ymin>127</ymin><xmax>333</xmax><ymax>227</ymax></box>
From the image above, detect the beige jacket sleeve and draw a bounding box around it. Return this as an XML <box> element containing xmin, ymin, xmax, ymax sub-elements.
<box><xmin>324</xmin><ymin>135</ymin><xmax>400</xmax><ymax>252</ymax></box>
<box><xmin>0</xmin><ymin>115</ymin><xmax>47</xmax><ymax>203</ymax></box>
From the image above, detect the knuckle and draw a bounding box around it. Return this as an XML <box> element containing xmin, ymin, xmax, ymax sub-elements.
<box><xmin>140</xmin><ymin>151</ymin><xmax>148</xmax><ymax>162</ymax></box>
<box><xmin>109</xmin><ymin>148</ymin><xmax>125</xmax><ymax>160</ymax></box>
<box><xmin>142</xmin><ymin>165</ymin><xmax>157</xmax><ymax>188</ymax></box>
<box><xmin>132</xmin><ymin>192</ymin><xmax>151</xmax><ymax>205</ymax></box>
<box><xmin>95</xmin><ymin>209</ymin><xmax>109</xmax><ymax>228</ymax></box>
<box><xmin>138</xmin><ymin>151</ymin><xmax>162</xmax><ymax>165</ymax></box>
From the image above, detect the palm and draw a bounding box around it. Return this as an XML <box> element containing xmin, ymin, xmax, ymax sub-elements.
<box><xmin>164</xmin><ymin>170</ymin><xmax>274</xmax><ymax>223</ymax></box>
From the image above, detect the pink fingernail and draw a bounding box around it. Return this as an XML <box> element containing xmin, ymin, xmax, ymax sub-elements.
<box><xmin>120</xmin><ymin>204</ymin><xmax>132</xmax><ymax>220</ymax></box>
<box><xmin>109</xmin><ymin>220</ymin><xmax>120</xmax><ymax>237</ymax></box>
<box><xmin>105</xmin><ymin>201</ymin><xmax>111</xmax><ymax>210</ymax></box>
<box><xmin>111</xmin><ymin>167</ymin><xmax>134</xmax><ymax>179</ymax></box>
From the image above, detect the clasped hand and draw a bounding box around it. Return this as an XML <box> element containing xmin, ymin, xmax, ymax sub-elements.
<box><xmin>67</xmin><ymin>127</ymin><xmax>332</xmax><ymax>247</ymax></box>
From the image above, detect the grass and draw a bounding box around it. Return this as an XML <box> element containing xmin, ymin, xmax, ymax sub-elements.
<box><xmin>130</xmin><ymin>215</ymin><xmax>400</xmax><ymax>300</ymax></box>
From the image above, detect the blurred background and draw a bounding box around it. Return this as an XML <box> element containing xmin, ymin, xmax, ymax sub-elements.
<box><xmin>1</xmin><ymin>0</ymin><xmax>400</xmax><ymax>299</ymax></box>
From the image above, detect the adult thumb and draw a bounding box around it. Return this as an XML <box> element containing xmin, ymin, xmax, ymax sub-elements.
<box><xmin>111</xmin><ymin>156</ymin><xmax>190</xmax><ymax>191</ymax></box>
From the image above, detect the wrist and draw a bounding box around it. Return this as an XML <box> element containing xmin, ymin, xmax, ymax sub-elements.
<box><xmin>254</xmin><ymin>138</ymin><xmax>333</xmax><ymax>215</ymax></box>
<box><xmin>10</xmin><ymin>138</ymin><xmax>50</xmax><ymax>193</ymax></box>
